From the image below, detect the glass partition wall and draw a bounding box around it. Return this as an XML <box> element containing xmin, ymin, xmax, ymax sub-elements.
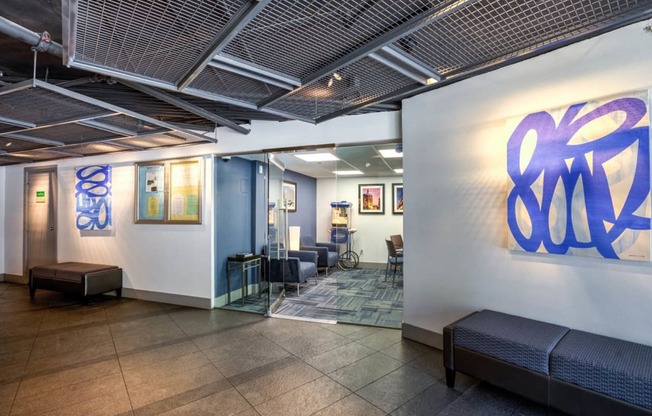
<box><xmin>214</xmin><ymin>144</ymin><xmax>403</xmax><ymax>328</ymax></box>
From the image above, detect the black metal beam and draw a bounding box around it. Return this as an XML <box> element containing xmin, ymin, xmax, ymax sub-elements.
<box><xmin>177</xmin><ymin>0</ymin><xmax>272</xmax><ymax>91</ymax></box>
<box><xmin>316</xmin><ymin>8</ymin><xmax>652</xmax><ymax>124</ymax></box>
<box><xmin>257</xmin><ymin>0</ymin><xmax>478</xmax><ymax>109</ymax></box>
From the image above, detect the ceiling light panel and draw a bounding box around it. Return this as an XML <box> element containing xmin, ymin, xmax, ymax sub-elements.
<box><xmin>379</xmin><ymin>149</ymin><xmax>403</xmax><ymax>158</ymax></box>
<box><xmin>222</xmin><ymin>0</ymin><xmax>444</xmax><ymax>80</ymax></box>
<box><xmin>294</xmin><ymin>153</ymin><xmax>339</xmax><ymax>162</ymax></box>
<box><xmin>392</xmin><ymin>0</ymin><xmax>650</xmax><ymax>76</ymax></box>
<box><xmin>69</xmin><ymin>0</ymin><xmax>250</xmax><ymax>85</ymax></box>
<box><xmin>267</xmin><ymin>57</ymin><xmax>417</xmax><ymax>120</ymax></box>
<box><xmin>334</xmin><ymin>170</ymin><xmax>364</xmax><ymax>175</ymax></box>
<box><xmin>0</xmin><ymin>137</ymin><xmax>45</xmax><ymax>153</ymax></box>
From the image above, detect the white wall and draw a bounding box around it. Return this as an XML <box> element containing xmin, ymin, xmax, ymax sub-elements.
<box><xmin>316</xmin><ymin>177</ymin><xmax>403</xmax><ymax>263</ymax></box>
<box><xmin>0</xmin><ymin>166</ymin><xmax>5</xmax><ymax>275</ymax></box>
<box><xmin>2</xmin><ymin>111</ymin><xmax>400</xmax><ymax>304</ymax></box>
<box><xmin>403</xmin><ymin>22</ymin><xmax>652</xmax><ymax>345</ymax></box>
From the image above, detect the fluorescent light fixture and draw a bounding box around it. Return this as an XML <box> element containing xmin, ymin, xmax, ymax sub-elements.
<box><xmin>379</xmin><ymin>149</ymin><xmax>403</xmax><ymax>158</ymax></box>
<box><xmin>394</xmin><ymin>168</ymin><xmax>404</xmax><ymax>174</ymax></box>
<box><xmin>333</xmin><ymin>72</ymin><xmax>342</xmax><ymax>81</ymax></box>
<box><xmin>295</xmin><ymin>153</ymin><xmax>339</xmax><ymax>162</ymax></box>
<box><xmin>426</xmin><ymin>77</ymin><xmax>438</xmax><ymax>85</ymax></box>
<box><xmin>333</xmin><ymin>170</ymin><xmax>363</xmax><ymax>176</ymax></box>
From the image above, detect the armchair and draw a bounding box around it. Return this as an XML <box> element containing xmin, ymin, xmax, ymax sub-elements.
<box><xmin>300</xmin><ymin>236</ymin><xmax>339</xmax><ymax>274</ymax></box>
<box><xmin>268</xmin><ymin>249</ymin><xmax>318</xmax><ymax>295</ymax></box>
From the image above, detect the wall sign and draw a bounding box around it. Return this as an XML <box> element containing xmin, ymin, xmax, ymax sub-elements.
<box><xmin>507</xmin><ymin>91</ymin><xmax>650</xmax><ymax>261</ymax></box>
<box><xmin>36</xmin><ymin>190</ymin><xmax>46</xmax><ymax>203</ymax></box>
<box><xmin>75</xmin><ymin>165</ymin><xmax>112</xmax><ymax>230</ymax></box>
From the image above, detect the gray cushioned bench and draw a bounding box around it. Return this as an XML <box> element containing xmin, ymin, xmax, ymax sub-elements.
<box><xmin>30</xmin><ymin>262</ymin><xmax>123</xmax><ymax>305</ymax></box>
<box><xmin>444</xmin><ymin>310</ymin><xmax>652</xmax><ymax>416</ymax></box>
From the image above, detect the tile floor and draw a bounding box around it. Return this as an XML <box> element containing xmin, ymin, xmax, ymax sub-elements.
<box><xmin>0</xmin><ymin>282</ymin><xmax>563</xmax><ymax>415</ymax></box>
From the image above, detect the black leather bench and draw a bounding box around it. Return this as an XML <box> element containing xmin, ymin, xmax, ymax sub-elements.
<box><xmin>30</xmin><ymin>262</ymin><xmax>123</xmax><ymax>304</ymax></box>
<box><xmin>444</xmin><ymin>310</ymin><xmax>652</xmax><ymax>416</ymax></box>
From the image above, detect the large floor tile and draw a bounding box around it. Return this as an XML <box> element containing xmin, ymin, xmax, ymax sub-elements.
<box><xmin>118</xmin><ymin>340</ymin><xmax>198</xmax><ymax>370</ymax></box>
<box><xmin>255</xmin><ymin>376</ymin><xmax>350</xmax><ymax>416</ymax></box>
<box><xmin>312</xmin><ymin>394</ymin><xmax>387</xmax><ymax>416</ymax></box>
<box><xmin>9</xmin><ymin>373</ymin><xmax>126</xmax><ymax>416</ymax></box>
<box><xmin>328</xmin><ymin>352</ymin><xmax>403</xmax><ymax>392</ymax></box>
<box><xmin>231</xmin><ymin>356</ymin><xmax>322</xmax><ymax>405</ymax></box>
<box><xmin>305</xmin><ymin>342</ymin><xmax>375</xmax><ymax>374</ymax></box>
<box><xmin>355</xmin><ymin>329</ymin><xmax>402</xmax><ymax>351</ymax></box>
<box><xmin>25</xmin><ymin>342</ymin><xmax>116</xmax><ymax>375</ymax></box>
<box><xmin>356</xmin><ymin>365</ymin><xmax>437</xmax><ymax>413</ymax></box>
<box><xmin>390</xmin><ymin>382</ymin><xmax>459</xmax><ymax>416</ymax></box>
<box><xmin>112</xmin><ymin>321</ymin><xmax>187</xmax><ymax>354</ymax></box>
<box><xmin>436</xmin><ymin>383</ymin><xmax>522</xmax><ymax>416</ymax></box>
<box><xmin>380</xmin><ymin>339</ymin><xmax>431</xmax><ymax>363</ymax></box>
<box><xmin>158</xmin><ymin>387</ymin><xmax>253</xmax><ymax>416</ymax></box>
<box><xmin>127</xmin><ymin>363</ymin><xmax>223</xmax><ymax>409</ymax></box>
<box><xmin>203</xmin><ymin>335</ymin><xmax>290</xmax><ymax>378</ymax></box>
<box><xmin>122</xmin><ymin>351</ymin><xmax>211</xmax><ymax>388</ymax></box>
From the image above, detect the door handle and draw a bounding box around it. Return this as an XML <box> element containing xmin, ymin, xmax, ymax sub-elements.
<box><xmin>49</xmin><ymin>227</ymin><xmax>54</xmax><ymax>231</ymax></box>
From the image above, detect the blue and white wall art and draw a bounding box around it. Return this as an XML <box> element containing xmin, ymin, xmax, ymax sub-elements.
<box><xmin>75</xmin><ymin>165</ymin><xmax>112</xmax><ymax>231</ymax></box>
<box><xmin>507</xmin><ymin>92</ymin><xmax>651</xmax><ymax>261</ymax></box>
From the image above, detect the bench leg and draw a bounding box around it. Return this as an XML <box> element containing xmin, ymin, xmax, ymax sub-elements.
<box><xmin>29</xmin><ymin>287</ymin><xmax>36</xmax><ymax>299</ymax></box>
<box><xmin>445</xmin><ymin>368</ymin><xmax>456</xmax><ymax>388</ymax></box>
<box><xmin>116</xmin><ymin>288</ymin><xmax>122</xmax><ymax>298</ymax></box>
<box><xmin>82</xmin><ymin>296</ymin><xmax>89</xmax><ymax>306</ymax></box>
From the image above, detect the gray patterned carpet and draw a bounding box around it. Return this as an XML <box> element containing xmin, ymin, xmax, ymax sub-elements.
<box><xmin>222</xmin><ymin>268</ymin><xmax>403</xmax><ymax>328</ymax></box>
<box><xmin>276</xmin><ymin>268</ymin><xmax>403</xmax><ymax>328</ymax></box>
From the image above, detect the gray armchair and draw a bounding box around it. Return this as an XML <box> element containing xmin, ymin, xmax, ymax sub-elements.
<box><xmin>300</xmin><ymin>236</ymin><xmax>339</xmax><ymax>274</ymax></box>
<box><xmin>268</xmin><ymin>249</ymin><xmax>318</xmax><ymax>295</ymax></box>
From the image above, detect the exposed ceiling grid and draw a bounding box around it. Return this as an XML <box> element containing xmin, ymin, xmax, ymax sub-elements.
<box><xmin>75</xmin><ymin>0</ymin><xmax>247</xmax><ymax>83</ymax></box>
<box><xmin>0</xmin><ymin>0</ymin><xmax>650</xmax><ymax>165</ymax></box>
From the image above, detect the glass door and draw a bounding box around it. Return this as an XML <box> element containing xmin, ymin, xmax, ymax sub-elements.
<box><xmin>266</xmin><ymin>154</ymin><xmax>288</xmax><ymax>315</ymax></box>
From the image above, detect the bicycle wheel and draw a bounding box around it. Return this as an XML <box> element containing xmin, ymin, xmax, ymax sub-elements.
<box><xmin>339</xmin><ymin>251</ymin><xmax>359</xmax><ymax>270</ymax></box>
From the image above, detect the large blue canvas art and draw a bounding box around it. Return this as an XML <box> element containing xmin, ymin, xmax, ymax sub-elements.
<box><xmin>507</xmin><ymin>92</ymin><xmax>651</xmax><ymax>261</ymax></box>
<box><xmin>75</xmin><ymin>165</ymin><xmax>112</xmax><ymax>230</ymax></box>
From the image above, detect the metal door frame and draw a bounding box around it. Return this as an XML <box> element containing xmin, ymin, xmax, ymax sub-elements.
<box><xmin>23</xmin><ymin>165</ymin><xmax>58</xmax><ymax>280</ymax></box>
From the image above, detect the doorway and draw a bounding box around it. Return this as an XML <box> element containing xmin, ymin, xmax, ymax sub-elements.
<box><xmin>23</xmin><ymin>166</ymin><xmax>57</xmax><ymax>282</ymax></box>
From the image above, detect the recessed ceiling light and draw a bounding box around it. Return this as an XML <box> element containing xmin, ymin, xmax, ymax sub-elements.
<box><xmin>295</xmin><ymin>153</ymin><xmax>339</xmax><ymax>162</ymax></box>
<box><xmin>333</xmin><ymin>72</ymin><xmax>342</xmax><ymax>81</ymax></box>
<box><xmin>394</xmin><ymin>168</ymin><xmax>403</xmax><ymax>174</ymax></box>
<box><xmin>379</xmin><ymin>149</ymin><xmax>403</xmax><ymax>158</ymax></box>
<box><xmin>333</xmin><ymin>170</ymin><xmax>363</xmax><ymax>176</ymax></box>
<box><xmin>5</xmin><ymin>142</ymin><xmax>11</xmax><ymax>147</ymax></box>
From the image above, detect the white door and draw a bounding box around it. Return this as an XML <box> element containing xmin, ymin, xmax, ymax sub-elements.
<box><xmin>24</xmin><ymin>167</ymin><xmax>57</xmax><ymax>280</ymax></box>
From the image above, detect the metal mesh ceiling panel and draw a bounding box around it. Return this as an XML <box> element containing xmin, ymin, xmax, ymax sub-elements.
<box><xmin>268</xmin><ymin>57</ymin><xmax>417</xmax><ymax>120</ymax></box>
<box><xmin>17</xmin><ymin>124</ymin><xmax>123</xmax><ymax>145</ymax></box>
<box><xmin>96</xmin><ymin>114</ymin><xmax>166</xmax><ymax>135</ymax></box>
<box><xmin>63</xmin><ymin>143</ymin><xmax>127</xmax><ymax>156</ymax></box>
<box><xmin>73</xmin><ymin>0</ymin><xmax>250</xmax><ymax>84</ymax></box>
<box><xmin>189</xmin><ymin>67</ymin><xmax>284</xmax><ymax>104</ymax></box>
<box><xmin>115</xmin><ymin>134</ymin><xmax>189</xmax><ymax>148</ymax></box>
<box><xmin>0</xmin><ymin>123</ymin><xmax>24</xmax><ymax>135</ymax></box>
<box><xmin>395</xmin><ymin>0</ymin><xmax>649</xmax><ymax>76</ymax></box>
<box><xmin>0</xmin><ymin>137</ymin><xmax>45</xmax><ymax>153</ymax></box>
<box><xmin>0</xmin><ymin>80</ymin><xmax>211</xmax><ymax>164</ymax></box>
<box><xmin>223</xmin><ymin>0</ymin><xmax>443</xmax><ymax>79</ymax></box>
<box><xmin>0</xmin><ymin>156</ymin><xmax>23</xmax><ymax>166</ymax></box>
<box><xmin>0</xmin><ymin>87</ymin><xmax>110</xmax><ymax>125</ymax></box>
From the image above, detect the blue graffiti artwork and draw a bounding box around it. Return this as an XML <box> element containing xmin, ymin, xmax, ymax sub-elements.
<box><xmin>75</xmin><ymin>165</ymin><xmax>112</xmax><ymax>230</ymax></box>
<box><xmin>507</xmin><ymin>93</ymin><xmax>651</xmax><ymax>261</ymax></box>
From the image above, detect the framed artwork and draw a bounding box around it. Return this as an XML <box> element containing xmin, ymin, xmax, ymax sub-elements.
<box><xmin>359</xmin><ymin>184</ymin><xmax>385</xmax><ymax>214</ymax></box>
<box><xmin>135</xmin><ymin>157</ymin><xmax>203</xmax><ymax>224</ymax></box>
<box><xmin>75</xmin><ymin>165</ymin><xmax>112</xmax><ymax>230</ymax></box>
<box><xmin>506</xmin><ymin>91</ymin><xmax>650</xmax><ymax>261</ymax></box>
<box><xmin>282</xmin><ymin>180</ymin><xmax>297</xmax><ymax>212</ymax></box>
<box><xmin>392</xmin><ymin>183</ymin><xmax>403</xmax><ymax>215</ymax></box>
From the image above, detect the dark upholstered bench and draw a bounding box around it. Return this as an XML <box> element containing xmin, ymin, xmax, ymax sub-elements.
<box><xmin>444</xmin><ymin>310</ymin><xmax>569</xmax><ymax>405</ymax></box>
<box><xmin>444</xmin><ymin>310</ymin><xmax>652</xmax><ymax>416</ymax></box>
<box><xmin>550</xmin><ymin>330</ymin><xmax>652</xmax><ymax>416</ymax></box>
<box><xmin>30</xmin><ymin>262</ymin><xmax>122</xmax><ymax>304</ymax></box>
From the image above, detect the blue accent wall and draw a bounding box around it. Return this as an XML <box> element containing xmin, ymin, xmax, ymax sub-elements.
<box><xmin>284</xmin><ymin>169</ymin><xmax>317</xmax><ymax>240</ymax></box>
<box><xmin>215</xmin><ymin>157</ymin><xmax>255</xmax><ymax>298</ymax></box>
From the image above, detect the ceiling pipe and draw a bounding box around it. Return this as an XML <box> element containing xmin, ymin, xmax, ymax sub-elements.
<box><xmin>0</xmin><ymin>16</ymin><xmax>63</xmax><ymax>58</ymax></box>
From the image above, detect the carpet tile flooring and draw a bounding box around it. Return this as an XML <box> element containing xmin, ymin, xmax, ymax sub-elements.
<box><xmin>0</xmin><ymin>282</ymin><xmax>564</xmax><ymax>415</ymax></box>
<box><xmin>221</xmin><ymin>268</ymin><xmax>403</xmax><ymax>328</ymax></box>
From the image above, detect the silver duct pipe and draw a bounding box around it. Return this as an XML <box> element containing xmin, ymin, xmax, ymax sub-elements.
<box><xmin>0</xmin><ymin>16</ymin><xmax>63</xmax><ymax>58</ymax></box>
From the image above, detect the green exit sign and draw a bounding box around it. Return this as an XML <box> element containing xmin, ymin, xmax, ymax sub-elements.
<box><xmin>36</xmin><ymin>191</ymin><xmax>45</xmax><ymax>197</ymax></box>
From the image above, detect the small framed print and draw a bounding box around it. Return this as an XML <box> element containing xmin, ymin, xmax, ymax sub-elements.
<box><xmin>282</xmin><ymin>180</ymin><xmax>297</xmax><ymax>212</ymax></box>
<box><xmin>359</xmin><ymin>184</ymin><xmax>385</xmax><ymax>214</ymax></box>
<box><xmin>392</xmin><ymin>183</ymin><xmax>403</xmax><ymax>215</ymax></box>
